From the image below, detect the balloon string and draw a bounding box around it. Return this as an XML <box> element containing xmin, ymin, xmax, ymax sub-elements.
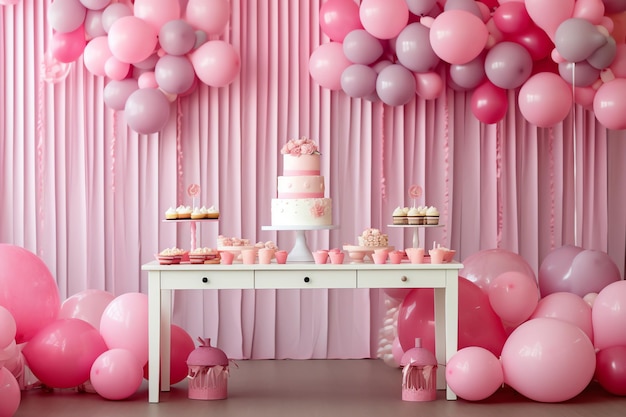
<box><xmin>496</xmin><ymin>119</ymin><xmax>502</xmax><ymax>249</ymax></box>
<box><xmin>36</xmin><ymin>59</ymin><xmax>45</xmax><ymax>258</ymax></box>
<box><xmin>549</xmin><ymin>127</ymin><xmax>556</xmax><ymax>251</ymax></box>
<box><xmin>111</xmin><ymin>111</ymin><xmax>117</xmax><ymax>194</ymax></box>
<box><xmin>380</xmin><ymin>101</ymin><xmax>386</xmax><ymax>202</ymax></box>
<box><xmin>571</xmin><ymin>63</ymin><xmax>579</xmax><ymax>247</ymax></box>
<box><xmin>176</xmin><ymin>99</ymin><xmax>184</xmax><ymax>205</ymax></box>
<box><xmin>442</xmin><ymin>91</ymin><xmax>450</xmax><ymax>246</ymax></box>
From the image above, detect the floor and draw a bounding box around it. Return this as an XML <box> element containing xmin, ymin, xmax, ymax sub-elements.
<box><xmin>13</xmin><ymin>359</ymin><xmax>626</xmax><ymax>417</ymax></box>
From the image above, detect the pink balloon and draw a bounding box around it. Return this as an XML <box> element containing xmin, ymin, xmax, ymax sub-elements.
<box><xmin>84</xmin><ymin>36</ymin><xmax>112</xmax><ymax>76</ymax></box>
<box><xmin>51</xmin><ymin>25</ymin><xmax>87</xmax><ymax>63</ymax></box>
<box><xmin>137</xmin><ymin>71</ymin><xmax>158</xmax><ymax>89</ymax></box>
<box><xmin>446</xmin><ymin>346</ymin><xmax>503</xmax><ymax>401</ymax></box>
<box><xmin>0</xmin><ymin>367</ymin><xmax>20</xmax><ymax>417</ymax></box>
<box><xmin>530</xmin><ymin>292</ymin><xmax>593</xmax><ymax>343</ymax></box>
<box><xmin>190</xmin><ymin>40</ymin><xmax>240</xmax><ymax>87</ymax></box>
<box><xmin>100</xmin><ymin>292</ymin><xmax>149</xmax><ymax>365</ymax></box>
<box><xmin>415</xmin><ymin>71</ymin><xmax>444</xmax><ymax>100</ymax></box>
<box><xmin>429</xmin><ymin>10</ymin><xmax>489</xmax><ymax>64</ymax></box>
<box><xmin>0</xmin><ymin>306</ymin><xmax>16</xmax><ymax>350</ymax></box>
<box><xmin>471</xmin><ymin>80</ymin><xmax>508</xmax><ymax>124</ymax></box>
<box><xmin>0</xmin><ymin>244</ymin><xmax>60</xmax><ymax>344</ymax></box>
<box><xmin>22</xmin><ymin>318</ymin><xmax>108</xmax><ymax>389</ymax></box>
<box><xmin>90</xmin><ymin>348</ymin><xmax>144</xmax><ymax>400</ymax></box>
<box><xmin>595</xmin><ymin>346</ymin><xmax>626</xmax><ymax>395</ymax></box>
<box><xmin>308</xmin><ymin>42</ymin><xmax>351</xmax><ymax>91</ymax></box>
<box><xmin>592</xmin><ymin>281</ymin><xmax>626</xmax><ymax>350</ymax></box>
<box><xmin>185</xmin><ymin>0</ymin><xmax>230</xmax><ymax>36</ymax></box>
<box><xmin>609</xmin><ymin>44</ymin><xmax>626</xmax><ymax>78</ymax></box>
<box><xmin>488</xmin><ymin>271</ymin><xmax>539</xmax><ymax>327</ymax></box>
<box><xmin>319</xmin><ymin>0</ymin><xmax>363</xmax><ymax>42</ymax></box>
<box><xmin>492</xmin><ymin>1</ymin><xmax>532</xmax><ymax>34</ymax></box>
<box><xmin>133</xmin><ymin>0</ymin><xmax>181</xmax><ymax>32</ymax></box>
<box><xmin>108</xmin><ymin>16</ymin><xmax>158</xmax><ymax>64</ymax></box>
<box><xmin>124</xmin><ymin>88</ymin><xmax>171</xmax><ymax>134</ymax></box>
<box><xmin>593</xmin><ymin>78</ymin><xmax>626</xmax><ymax>129</ymax></box>
<box><xmin>59</xmin><ymin>289</ymin><xmax>115</xmax><ymax>330</ymax></box>
<box><xmin>538</xmin><ymin>246</ymin><xmax>621</xmax><ymax>297</ymax></box>
<box><xmin>500</xmin><ymin>318</ymin><xmax>596</xmax><ymax>402</ymax></box>
<box><xmin>47</xmin><ymin>0</ymin><xmax>87</xmax><ymax>33</ymax></box>
<box><xmin>104</xmin><ymin>56</ymin><xmax>131</xmax><ymax>80</ymax></box>
<box><xmin>506</xmin><ymin>24</ymin><xmax>553</xmax><ymax>61</ymax></box>
<box><xmin>103</xmin><ymin>78</ymin><xmax>139</xmax><ymax>110</ymax></box>
<box><xmin>359</xmin><ymin>0</ymin><xmax>409</xmax><ymax>40</ymax></box>
<box><xmin>143</xmin><ymin>324</ymin><xmax>195</xmax><ymax>384</ymax></box>
<box><xmin>518</xmin><ymin>72</ymin><xmax>572</xmax><ymax>127</ymax></box>
<box><xmin>460</xmin><ymin>248</ymin><xmax>536</xmax><ymax>294</ymax></box>
<box><xmin>573</xmin><ymin>0</ymin><xmax>606</xmax><ymax>25</ymax></box>
<box><xmin>80</xmin><ymin>0</ymin><xmax>111</xmax><ymax>10</ymax></box>
<box><xmin>525</xmin><ymin>0</ymin><xmax>575</xmax><ymax>41</ymax></box>
<box><xmin>376</xmin><ymin>64</ymin><xmax>416</xmax><ymax>106</ymax></box>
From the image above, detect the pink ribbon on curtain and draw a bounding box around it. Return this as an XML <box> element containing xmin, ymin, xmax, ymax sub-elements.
<box><xmin>549</xmin><ymin>127</ymin><xmax>556</xmax><ymax>250</ymax></box>
<box><xmin>496</xmin><ymin>121</ymin><xmax>502</xmax><ymax>248</ymax></box>
<box><xmin>111</xmin><ymin>111</ymin><xmax>117</xmax><ymax>193</ymax></box>
<box><xmin>176</xmin><ymin>99</ymin><xmax>184</xmax><ymax>205</ymax></box>
<box><xmin>442</xmin><ymin>94</ymin><xmax>450</xmax><ymax>246</ymax></box>
<box><xmin>380</xmin><ymin>102</ymin><xmax>386</xmax><ymax>201</ymax></box>
<box><xmin>36</xmin><ymin>60</ymin><xmax>45</xmax><ymax>257</ymax></box>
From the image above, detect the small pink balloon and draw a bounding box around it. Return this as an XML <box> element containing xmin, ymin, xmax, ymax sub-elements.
<box><xmin>83</xmin><ymin>36</ymin><xmax>112</xmax><ymax>76</ymax></box>
<box><xmin>460</xmin><ymin>248</ymin><xmax>536</xmax><ymax>294</ymax></box>
<box><xmin>185</xmin><ymin>0</ymin><xmax>230</xmax><ymax>36</ymax></box>
<box><xmin>138</xmin><ymin>71</ymin><xmax>158</xmax><ymax>89</ymax></box>
<box><xmin>488</xmin><ymin>271</ymin><xmax>539</xmax><ymax>327</ymax></box>
<box><xmin>108</xmin><ymin>16</ymin><xmax>158</xmax><ymax>64</ymax></box>
<box><xmin>133</xmin><ymin>0</ymin><xmax>181</xmax><ymax>32</ymax></box>
<box><xmin>593</xmin><ymin>78</ymin><xmax>626</xmax><ymax>129</ymax></box>
<box><xmin>0</xmin><ymin>306</ymin><xmax>16</xmax><ymax>350</ymax></box>
<box><xmin>595</xmin><ymin>346</ymin><xmax>626</xmax><ymax>395</ymax></box>
<box><xmin>592</xmin><ymin>281</ymin><xmax>626</xmax><ymax>350</ymax></box>
<box><xmin>104</xmin><ymin>56</ymin><xmax>130</xmax><ymax>80</ymax></box>
<box><xmin>518</xmin><ymin>72</ymin><xmax>572</xmax><ymax>127</ymax></box>
<box><xmin>190</xmin><ymin>40</ymin><xmax>240</xmax><ymax>87</ymax></box>
<box><xmin>359</xmin><ymin>0</ymin><xmax>409</xmax><ymax>40</ymax></box>
<box><xmin>51</xmin><ymin>25</ymin><xmax>87</xmax><ymax>63</ymax></box>
<box><xmin>59</xmin><ymin>289</ymin><xmax>115</xmax><ymax>330</ymax></box>
<box><xmin>429</xmin><ymin>10</ymin><xmax>489</xmax><ymax>64</ymax></box>
<box><xmin>308</xmin><ymin>42</ymin><xmax>351</xmax><ymax>91</ymax></box>
<box><xmin>319</xmin><ymin>0</ymin><xmax>363</xmax><ymax>42</ymax></box>
<box><xmin>90</xmin><ymin>348</ymin><xmax>144</xmax><ymax>400</ymax></box>
<box><xmin>415</xmin><ymin>71</ymin><xmax>444</xmax><ymax>100</ymax></box>
<box><xmin>100</xmin><ymin>292</ymin><xmax>149</xmax><ymax>364</ymax></box>
<box><xmin>0</xmin><ymin>367</ymin><xmax>20</xmax><ymax>417</ymax></box>
<box><xmin>446</xmin><ymin>346</ymin><xmax>503</xmax><ymax>401</ymax></box>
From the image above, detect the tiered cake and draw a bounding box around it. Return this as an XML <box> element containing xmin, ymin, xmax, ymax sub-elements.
<box><xmin>270</xmin><ymin>137</ymin><xmax>332</xmax><ymax>226</ymax></box>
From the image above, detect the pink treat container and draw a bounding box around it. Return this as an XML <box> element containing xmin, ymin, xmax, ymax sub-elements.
<box><xmin>187</xmin><ymin>338</ymin><xmax>231</xmax><ymax>400</ymax></box>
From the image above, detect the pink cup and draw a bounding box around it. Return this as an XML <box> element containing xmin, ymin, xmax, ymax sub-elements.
<box><xmin>258</xmin><ymin>248</ymin><xmax>274</xmax><ymax>264</ymax></box>
<box><xmin>388</xmin><ymin>250</ymin><xmax>403</xmax><ymax>264</ymax></box>
<box><xmin>405</xmin><ymin>247</ymin><xmax>425</xmax><ymax>264</ymax></box>
<box><xmin>220</xmin><ymin>251</ymin><xmax>234</xmax><ymax>265</ymax></box>
<box><xmin>274</xmin><ymin>250</ymin><xmax>288</xmax><ymax>264</ymax></box>
<box><xmin>242</xmin><ymin>249</ymin><xmax>256</xmax><ymax>265</ymax></box>
<box><xmin>313</xmin><ymin>251</ymin><xmax>328</xmax><ymax>264</ymax></box>
<box><xmin>429</xmin><ymin>248</ymin><xmax>445</xmax><ymax>264</ymax></box>
<box><xmin>372</xmin><ymin>251</ymin><xmax>388</xmax><ymax>264</ymax></box>
<box><xmin>328</xmin><ymin>251</ymin><xmax>345</xmax><ymax>264</ymax></box>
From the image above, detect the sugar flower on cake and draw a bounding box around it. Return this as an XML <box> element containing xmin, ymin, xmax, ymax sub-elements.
<box><xmin>310</xmin><ymin>199</ymin><xmax>328</xmax><ymax>218</ymax></box>
<box><xmin>281</xmin><ymin>136</ymin><xmax>320</xmax><ymax>156</ymax></box>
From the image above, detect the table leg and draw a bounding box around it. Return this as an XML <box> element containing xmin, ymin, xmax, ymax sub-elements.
<box><xmin>433</xmin><ymin>288</ymin><xmax>446</xmax><ymax>391</ymax></box>
<box><xmin>444</xmin><ymin>271</ymin><xmax>459</xmax><ymax>400</ymax></box>
<box><xmin>161</xmin><ymin>289</ymin><xmax>172</xmax><ymax>392</ymax></box>
<box><xmin>148</xmin><ymin>271</ymin><xmax>162</xmax><ymax>403</ymax></box>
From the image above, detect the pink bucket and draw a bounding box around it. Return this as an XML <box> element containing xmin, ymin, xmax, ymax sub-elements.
<box><xmin>186</xmin><ymin>337</ymin><xmax>231</xmax><ymax>400</ymax></box>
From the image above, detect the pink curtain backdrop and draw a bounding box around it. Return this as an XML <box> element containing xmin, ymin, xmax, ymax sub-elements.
<box><xmin>1</xmin><ymin>1</ymin><xmax>625</xmax><ymax>360</ymax></box>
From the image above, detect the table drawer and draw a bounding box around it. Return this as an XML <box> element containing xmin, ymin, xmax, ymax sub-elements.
<box><xmin>255</xmin><ymin>270</ymin><xmax>357</xmax><ymax>289</ymax></box>
<box><xmin>160</xmin><ymin>270</ymin><xmax>254</xmax><ymax>290</ymax></box>
<box><xmin>357</xmin><ymin>269</ymin><xmax>448</xmax><ymax>289</ymax></box>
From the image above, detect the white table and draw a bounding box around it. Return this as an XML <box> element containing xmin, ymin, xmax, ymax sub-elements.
<box><xmin>142</xmin><ymin>260</ymin><xmax>463</xmax><ymax>403</ymax></box>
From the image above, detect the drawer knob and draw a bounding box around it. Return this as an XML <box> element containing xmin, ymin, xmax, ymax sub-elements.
<box><xmin>304</xmin><ymin>276</ymin><xmax>310</xmax><ymax>283</ymax></box>
<box><xmin>202</xmin><ymin>277</ymin><xmax>208</xmax><ymax>283</ymax></box>
<box><xmin>401</xmin><ymin>276</ymin><xmax>408</xmax><ymax>282</ymax></box>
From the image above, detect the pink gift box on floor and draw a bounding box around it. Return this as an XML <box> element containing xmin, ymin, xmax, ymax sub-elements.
<box><xmin>187</xmin><ymin>338</ymin><xmax>232</xmax><ymax>400</ymax></box>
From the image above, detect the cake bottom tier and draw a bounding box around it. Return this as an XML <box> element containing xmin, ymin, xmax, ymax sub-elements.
<box><xmin>271</xmin><ymin>198</ymin><xmax>332</xmax><ymax>226</ymax></box>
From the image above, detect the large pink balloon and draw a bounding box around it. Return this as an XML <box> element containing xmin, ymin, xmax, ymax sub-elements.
<box><xmin>0</xmin><ymin>306</ymin><xmax>16</xmax><ymax>350</ymax></box>
<box><xmin>22</xmin><ymin>318</ymin><xmax>108</xmax><ymax>389</ymax></box>
<box><xmin>592</xmin><ymin>280</ymin><xmax>626</xmax><ymax>350</ymax></box>
<box><xmin>415</xmin><ymin>72</ymin><xmax>444</xmax><ymax>100</ymax></box>
<box><xmin>0</xmin><ymin>244</ymin><xmax>60</xmax><ymax>344</ymax></box>
<box><xmin>59</xmin><ymin>289</ymin><xmax>115</xmax><ymax>330</ymax></box>
<box><xmin>319</xmin><ymin>0</ymin><xmax>363</xmax><ymax>42</ymax></box>
<box><xmin>429</xmin><ymin>10</ymin><xmax>489</xmax><ymax>64</ymax></box>
<box><xmin>124</xmin><ymin>88</ymin><xmax>171</xmax><ymax>134</ymax></box>
<box><xmin>595</xmin><ymin>346</ymin><xmax>626</xmax><ymax>395</ymax></box>
<box><xmin>51</xmin><ymin>25</ymin><xmax>87</xmax><ymax>63</ymax></box>
<box><xmin>133</xmin><ymin>0</ymin><xmax>180</xmax><ymax>32</ymax></box>
<box><xmin>525</xmin><ymin>0</ymin><xmax>575</xmax><ymax>41</ymax></box>
<box><xmin>530</xmin><ymin>292</ymin><xmax>593</xmax><ymax>342</ymax></box>
<box><xmin>538</xmin><ymin>246</ymin><xmax>621</xmax><ymax>297</ymax></box>
<box><xmin>593</xmin><ymin>78</ymin><xmax>626</xmax><ymax>130</ymax></box>
<box><xmin>0</xmin><ymin>367</ymin><xmax>20</xmax><ymax>417</ymax></box>
<box><xmin>90</xmin><ymin>348</ymin><xmax>144</xmax><ymax>400</ymax></box>
<box><xmin>359</xmin><ymin>0</ymin><xmax>409</xmax><ymax>40</ymax></box>
<box><xmin>190</xmin><ymin>40</ymin><xmax>240</xmax><ymax>87</ymax></box>
<box><xmin>185</xmin><ymin>0</ymin><xmax>230</xmax><ymax>36</ymax></box>
<box><xmin>488</xmin><ymin>271</ymin><xmax>539</xmax><ymax>327</ymax></box>
<box><xmin>308</xmin><ymin>42</ymin><xmax>351</xmax><ymax>91</ymax></box>
<box><xmin>108</xmin><ymin>16</ymin><xmax>158</xmax><ymax>64</ymax></box>
<box><xmin>460</xmin><ymin>248</ymin><xmax>536</xmax><ymax>294</ymax></box>
<box><xmin>100</xmin><ymin>292</ymin><xmax>149</xmax><ymax>365</ymax></box>
<box><xmin>446</xmin><ymin>346</ymin><xmax>503</xmax><ymax>401</ymax></box>
<box><xmin>83</xmin><ymin>36</ymin><xmax>113</xmax><ymax>76</ymax></box>
<box><xmin>500</xmin><ymin>318</ymin><xmax>596</xmax><ymax>402</ymax></box>
<box><xmin>518</xmin><ymin>72</ymin><xmax>572</xmax><ymax>127</ymax></box>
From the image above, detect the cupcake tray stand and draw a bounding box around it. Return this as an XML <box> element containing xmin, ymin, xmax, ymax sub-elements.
<box><xmin>162</xmin><ymin>219</ymin><xmax>219</xmax><ymax>251</ymax></box>
<box><xmin>387</xmin><ymin>224</ymin><xmax>444</xmax><ymax>249</ymax></box>
<box><xmin>262</xmin><ymin>225</ymin><xmax>338</xmax><ymax>263</ymax></box>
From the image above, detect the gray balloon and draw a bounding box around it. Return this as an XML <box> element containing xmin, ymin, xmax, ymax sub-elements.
<box><xmin>484</xmin><ymin>42</ymin><xmax>532</xmax><ymax>90</ymax></box>
<box><xmin>444</xmin><ymin>0</ymin><xmax>483</xmax><ymax>19</ymax></box>
<box><xmin>341</xmin><ymin>64</ymin><xmax>378</xmax><ymax>98</ymax></box>
<box><xmin>555</xmin><ymin>18</ymin><xmax>608</xmax><ymax>63</ymax></box>
<box><xmin>587</xmin><ymin>36</ymin><xmax>617</xmax><ymax>70</ymax></box>
<box><xmin>450</xmin><ymin>54</ymin><xmax>486</xmax><ymax>90</ymax></box>
<box><xmin>395</xmin><ymin>23</ymin><xmax>440</xmax><ymax>73</ymax></box>
<box><xmin>376</xmin><ymin>64</ymin><xmax>416</xmax><ymax>106</ymax></box>
<box><xmin>558</xmin><ymin>61</ymin><xmax>600</xmax><ymax>87</ymax></box>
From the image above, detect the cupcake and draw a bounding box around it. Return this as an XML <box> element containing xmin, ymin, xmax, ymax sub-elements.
<box><xmin>392</xmin><ymin>206</ymin><xmax>408</xmax><ymax>225</ymax></box>
<box><xmin>206</xmin><ymin>205</ymin><xmax>219</xmax><ymax>219</ymax></box>
<box><xmin>165</xmin><ymin>207</ymin><xmax>178</xmax><ymax>220</ymax></box>
<box><xmin>176</xmin><ymin>205</ymin><xmax>192</xmax><ymax>219</ymax></box>
<box><xmin>407</xmin><ymin>207</ymin><xmax>420</xmax><ymax>225</ymax></box>
<box><xmin>425</xmin><ymin>206</ymin><xmax>439</xmax><ymax>225</ymax></box>
<box><xmin>417</xmin><ymin>206</ymin><xmax>427</xmax><ymax>225</ymax></box>
<box><xmin>191</xmin><ymin>206</ymin><xmax>205</xmax><ymax>220</ymax></box>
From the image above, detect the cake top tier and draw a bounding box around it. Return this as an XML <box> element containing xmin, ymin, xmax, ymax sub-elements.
<box><xmin>281</xmin><ymin>137</ymin><xmax>320</xmax><ymax>156</ymax></box>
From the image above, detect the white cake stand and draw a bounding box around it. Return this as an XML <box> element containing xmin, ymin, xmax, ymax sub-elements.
<box><xmin>262</xmin><ymin>225</ymin><xmax>338</xmax><ymax>262</ymax></box>
<box><xmin>386</xmin><ymin>224</ymin><xmax>444</xmax><ymax>248</ymax></box>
